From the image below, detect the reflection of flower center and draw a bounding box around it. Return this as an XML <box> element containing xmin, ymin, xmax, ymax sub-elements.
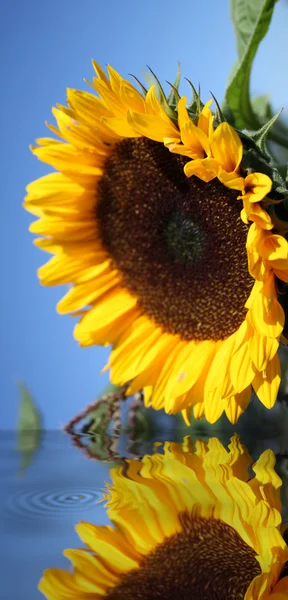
<box><xmin>97</xmin><ymin>137</ymin><xmax>254</xmax><ymax>341</ymax></box>
<box><xmin>106</xmin><ymin>515</ymin><xmax>261</xmax><ymax>600</ymax></box>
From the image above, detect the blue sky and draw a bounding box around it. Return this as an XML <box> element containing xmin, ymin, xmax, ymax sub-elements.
<box><xmin>1</xmin><ymin>0</ymin><xmax>288</xmax><ymax>430</ymax></box>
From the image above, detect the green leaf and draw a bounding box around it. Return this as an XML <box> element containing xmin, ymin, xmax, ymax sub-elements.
<box><xmin>251</xmin><ymin>94</ymin><xmax>273</xmax><ymax>122</ymax></box>
<box><xmin>17</xmin><ymin>383</ymin><xmax>42</xmax><ymax>475</ymax></box>
<box><xmin>225</xmin><ymin>0</ymin><xmax>277</xmax><ymax>129</ymax></box>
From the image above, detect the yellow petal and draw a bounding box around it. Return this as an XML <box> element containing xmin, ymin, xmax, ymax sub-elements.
<box><xmin>252</xmin><ymin>353</ymin><xmax>280</xmax><ymax>409</ymax></box>
<box><xmin>127</xmin><ymin>110</ymin><xmax>179</xmax><ymax>143</ymax></box>
<box><xmin>110</xmin><ymin>320</ymin><xmax>172</xmax><ymax>385</ymax></box>
<box><xmin>66</xmin><ymin>88</ymin><xmax>113</xmax><ymax>124</ymax></box>
<box><xmin>204</xmin><ymin>386</ymin><xmax>225</xmax><ymax>424</ymax></box>
<box><xmin>210</xmin><ymin>122</ymin><xmax>242</xmax><ymax>172</ymax></box>
<box><xmin>248</xmin><ymin>331</ymin><xmax>279</xmax><ymax>371</ymax></box>
<box><xmin>126</xmin><ymin>335</ymin><xmax>178</xmax><ymax>398</ymax></box>
<box><xmin>197</xmin><ymin>99</ymin><xmax>214</xmax><ymax>137</ymax></box>
<box><xmin>165</xmin><ymin>340</ymin><xmax>216</xmax><ymax>400</ymax></box>
<box><xmin>57</xmin><ymin>271</ymin><xmax>120</xmax><ymax>314</ymax></box>
<box><xmin>107</xmin><ymin>65</ymin><xmax>124</xmax><ymax>96</ymax></box>
<box><xmin>230</xmin><ymin>341</ymin><xmax>256</xmax><ymax>393</ymax></box>
<box><xmin>248</xmin><ymin>271</ymin><xmax>285</xmax><ymax>338</ymax></box>
<box><xmin>31</xmin><ymin>142</ymin><xmax>104</xmax><ymax>176</ymax></box>
<box><xmin>260</xmin><ymin>233</ymin><xmax>288</xmax><ymax>261</ymax></box>
<box><xmin>119</xmin><ymin>81</ymin><xmax>146</xmax><ymax>112</ymax></box>
<box><xmin>30</xmin><ymin>216</ymin><xmax>97</xmax><ymax>242</ymax></box>
<box><xmin>243</xmin><ymin>172</ymin><xmax>272</xmax><ymax>203</ymax></box>
<box><xmin>92</xmin><ymin>60</ymin><xmax>111</xmax><ymax>86</ymax></box>
<box><xmin>224</xmin><ymin>387</ymin><xmax>251</xmax><ymax>424</ymax></box>
<box><xmin>242</xmin><ymin>199</ymin><xmax>273</xmax><ymax>230</ymax></box>
<box><xmin>150</xmin><ymin>342</ymin><xmax>186</xmax><ymax>410</ymax></box>
<box><xmin>74</xmin><ymin>289</ymin><xmax>139</xmax><ymax>346</ymax></box>
<box><xmin>181</xmin><ymin>406</ymin><xmax>193</xmax><ymax>425</ymax></box>
<box><xmin>217</xmin><ymin>168</ymin><xmax>244</xmax><ymax>191</ymax></box>
<box><xmin>184</xmin><ymin>158</ymin><xmax>217</xmax><ymax>182</ymax></box>
<box><xmin>101</xmin><ymin>116</ymin><xmax>140</xmax><ymax>138</ymax></box>
<box><xmin>177</xmin><ymin>97</ymin><xmax>209</xmax><ymax>156</ymax></box>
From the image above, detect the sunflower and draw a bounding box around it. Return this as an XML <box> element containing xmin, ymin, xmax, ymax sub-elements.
<box><xmin>24</xmin><ymin>61</ymin><xmax>288</xmax><ymax>424</ymax></box>
<box><xmin>38</xmin><ymin>435</ymin><xmax>288</xmax><ymax>599</ymax></box>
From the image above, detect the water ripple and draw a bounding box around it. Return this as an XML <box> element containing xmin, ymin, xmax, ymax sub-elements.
<box><xmin>5</xmin><ymin>488</ymin><xmax>102</xmax><ymax>518</ymax></box>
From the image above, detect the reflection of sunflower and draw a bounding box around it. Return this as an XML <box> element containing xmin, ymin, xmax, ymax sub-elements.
<box><xmin>25</xmin><ymin>62</ymin><xmax>288</xmax><ymax>423</ymax></box>
<box><xmin>39</xmin><ymin>435</ymin><xmax>288</xmax><ymax>599</ymax></box>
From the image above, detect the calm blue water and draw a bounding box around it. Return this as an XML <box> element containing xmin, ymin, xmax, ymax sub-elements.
<box><xmin>1</xmin><ymin>415</ymin><xmax>288</xmax><ymax>599</ymax></box>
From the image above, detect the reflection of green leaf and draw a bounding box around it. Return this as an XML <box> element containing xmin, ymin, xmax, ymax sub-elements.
<box><xmin>17</xmin><ymin>383</ymin><xmax>42</xmax><ymax>475</ymax></box>
<box><xmin>225</xmin><ymin>0</ymin><xmax>277</xmax><ymax>129</ymax></box>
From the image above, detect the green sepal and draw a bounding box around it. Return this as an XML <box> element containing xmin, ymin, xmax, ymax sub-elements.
<box><xmin>167</xmin><ymin>62</ymin><xmax>181</xmax><ymax>110</ymax></box>
<box><xmin>145</xmin><ymin>65</ymin><xmax>177</xmax><ymax>122</ymax></box>
<box><xmin>129</xmin><ymin>74</ymin><xmax>148</xmax><ymax>96</ymax></box>
<box><xmin>271</xmin><ymin>167</ymin><xmax>288</xmax><ymax>200</ymax></box>
<box><xmin>209</xmin><ymin>92</ymin><xmax>225</xmax><ymax>125</ymax></box>
<box><xmin>166</xmin><ymin>82</ymin><xmax>181</xmax><ymax>110</ymax></box>
<box><xmin>186</xmin><ymin>79</ymin><xmax>204</xmax><ymax>119</ymax></box>
<box><xmin>246</xmin><ymin>109</ymin><xmax>283</xmax><ymax>157</ymax></box>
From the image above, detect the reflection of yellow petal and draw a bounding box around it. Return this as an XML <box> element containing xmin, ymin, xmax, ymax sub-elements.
<box><xmin>39</xmin><ymin>430</ymin><xmax>288</xmax><ymax>600</ymax></box>
<box><xmin>210</xmin><ymin>122</ymin><xmax>242</xmax><ymax>172</ymax></box>
<box><xmin>76</xmin><ymin>522</ymin><xmax>140</xmax><ymax>572</ymax></box>
<box><xmin>64</xmin><ymin>548</ymin><xmax>118</xmax><ymax>588</ymax></box>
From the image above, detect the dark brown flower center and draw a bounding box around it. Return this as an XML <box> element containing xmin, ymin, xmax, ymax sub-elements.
<box><xmin>97</xmin><ymin>138</ymin><xmax>254</xmax><ymax>341</ymax></box>
<box><xmin>105</xmin><ymin>515</ymin><xmax>261</xmax><ymax>600</ymax></box>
